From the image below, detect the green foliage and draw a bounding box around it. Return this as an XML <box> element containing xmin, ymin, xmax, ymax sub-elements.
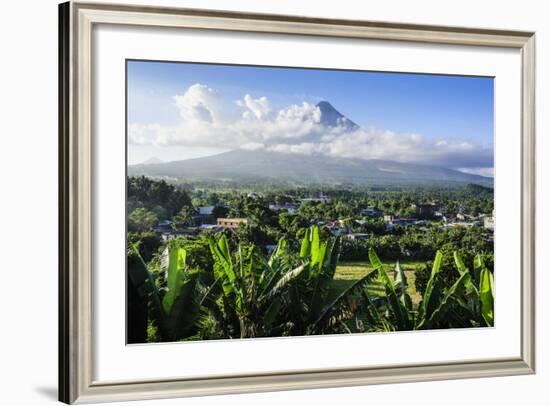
<box><xmin>126</xmin><ymin>173</ymin><xmax>496</xmax><ymax>343</ymax></box>
<box><xmin>368</xmin><ymin>250</ymin><xmax>412</xmax><ymax>330</ymax></box>
<box><xmin>172</xmin><ymin>206</ymin><xmax>195</xmax><ymax>229</ymax></box>
<box><xmin>127</xmin><ymin>231</ymin><xmax>162</xmax><ymax>262</ymax></box>
<box><xmin>367</xmin><ymin>249</ymin><xmax>494</xmax><ymax>331</ymax></box>
<box><xmin>128</xmin><ymin>176</ymin><xmax>192</xmax><ymax>218</ymax></box>
<box><xmin>479</xmin><ymin>258</ymin><xmax>495</xmax><ymax>326</ymax></box>
<box><xmin>414</xmin><ymin>226</ymin><xmax>493</xmax><ymax>295</ymax></box>
<box><xmin>205</xmin><ymin>233</ymin><xmax>309</xmax><ymax>338</ymax></box>
<box><xmin>128</xmin><ymin>208</ymin><xmax>158</xmax><ymax>233</ymax></box>
<box><xmin>127</xmin><ymin>243</ymin><xmax>203</xmax><ymax>342</ymax></box>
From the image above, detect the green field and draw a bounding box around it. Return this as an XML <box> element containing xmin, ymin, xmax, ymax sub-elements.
<box><xmin>333</xmin><ymin>260</ymin><xmax>426</xmax><ymax>305</ymax></box>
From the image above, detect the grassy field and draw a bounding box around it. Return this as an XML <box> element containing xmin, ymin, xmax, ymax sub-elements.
<box><xmin>333</xmin><ymin>260</ymin><xmax>426</xmax><ymax>305</ymax></box>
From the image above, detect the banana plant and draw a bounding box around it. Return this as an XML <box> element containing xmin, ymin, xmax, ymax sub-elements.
<box><xmin>160</xmin><ymin>246</ymin><xmax>201</xmax><ymax>341</ymax></box>
<box><xmin>127</xmin><ymin>242</ymin><xmax>202</xmax><ymax>342</ymax></box>
<box><xmin>309</xmin><ymin>269</ymin><xmax>379</xmax><ymax>333</ymax></box>
<box><xmin>207</xmin><ymin>226</ymin><xmax>374</xmax><ymax>337</ymax></box>
<box><xmin>368</xmin><ymin>249</ymin><xmax>414</xmax><ymax>330</ymax></box>
<box><xmin>127</xmin><ymin>242</ymin><xmax>164</xmax><ymax>342</ymax></box>
<box><xmin>207</xmin><ymin>234</ymin><xmax>307</xmax><ymax>338</ymax></box>
<box><xmin>367</xmin><ymin>249</ymin><xmax>494</xmax><ymax>331</ymax></box>
<box><xmin>296</xmin><ymin>226</ymin><xmax>377</xmax><ymax>335</ymax></box>
<box><xmin>415</xmin><ymin>251</ymin><xmax>444</xmax><ymax>329</ymax></box>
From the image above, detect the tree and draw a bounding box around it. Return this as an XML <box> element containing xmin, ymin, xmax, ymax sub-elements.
<box><xmin>127</xmin><ymin>176</ymin><xmax>192</xmax><ymax>217</ymax></box>
<box><xmin>173</xmin><ymin>206</ymin><xmax>195</xmax><ymax>229</ymax></box>
<box><xmin>127</xmin><ymin>231</ymin><xmax>162</xmax><ymax>262</ymax></box>
<box><xmin>128</xmin><ymin>208</ymin><xmax>158</xmax><ymax>232</ymax></box>
<box><xmin>212</xmin><ymin>205</ymin><xmax>229</xmax><ymax>219</ymax></box>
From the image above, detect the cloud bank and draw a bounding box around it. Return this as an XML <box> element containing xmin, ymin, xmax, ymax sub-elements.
<box><xmin>129</xmin><ymin>83</ymin><xmax>493</xmax><ymax>172</ymax></box>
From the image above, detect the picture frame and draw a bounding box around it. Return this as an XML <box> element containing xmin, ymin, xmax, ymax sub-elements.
<box><xmin>59</xmin><ymin>1</ymin><xmax>536</xmax><ymax>404</ymax></box>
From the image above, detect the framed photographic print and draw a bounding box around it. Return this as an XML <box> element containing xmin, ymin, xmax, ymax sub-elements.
<box><xmin>59</xmin><ymin>1</ymin><xmax>536</xmax><ymax>404</ymax></box>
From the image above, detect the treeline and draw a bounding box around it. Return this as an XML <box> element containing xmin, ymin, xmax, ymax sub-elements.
<box><xmin>128</xmin><ymin>176</ymin><xmax>192</xmax><ymax>219</ymax></box>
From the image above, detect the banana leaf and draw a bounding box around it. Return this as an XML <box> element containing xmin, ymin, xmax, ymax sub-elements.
<box><xmin>453</xmin><ymin>252</ymin><xmax>479</xmax><ymax>298</ymax></box>
<box><xmin>300</xmin><ymin>227</ymin><xmax>312</xmax><ymax>258</ymax></box>
<box><xmin>162</xmin><ymin>247</ymin><xmax>187</xmax><ymax>314</ymax></box>
<box><xmin>479</xmin><ymin>266</ymin><xmax>495</xmax><ymax>326</ymax></box>
<box><xmin>163</xmin><ymin>269</ymin><xmax>200</xmax><ymax>341</ymax></box>
<box><xmin>360</xmin><ymin>288</ymin><xmax>383</xmax><ymax>327</ymax></box>
<box><xmin>425</xmin><ymin>271</ymin><xmax>469</xmax><ymax>327</ymax></box>
<box><xmin>127</xmin><ymin>242</ymin><xmax>165</xmax><ymax>328</ymax></box>
<box><xmin>368</xmin><ymin>249</ymin><xmax>412</xmax><ymax>330</ymax></box>
<box><xmin>265</xmin><ymin>263</ymin><xmax>307</xmax><ymax>299</ymax></box>
<box><xmin>310</xmin><ymin>226</ymin><xmax>321</xmax><ymax>265</ymax></box>
<box><xmin>209</xmin><ymin>235</ymin><xmax>236</xmax><ymax>296</ymax></box>
<box><xmin>417</xmin><ymin>251</ymin><xmax>443</xmax><ymax>329</ymax></box>
<box><xmin>394</xmin><ymin>260</ymin><xmax>412</xmax><ymax>312</ymax></box>
<box><xmin>311</xmin><ymin>269</ymin><xmax>379</xmax><ymax>333</ymax></box>
<box><xmin>473</xmin><ymin>254</ymin><xmax>484</xmax><ymax>286</ymax></box>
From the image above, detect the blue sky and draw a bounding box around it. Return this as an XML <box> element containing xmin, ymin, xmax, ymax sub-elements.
<box><xmin>127</xmin><ymin>60</ymin><xmax>494</xmax><ymax>175</ymax></box>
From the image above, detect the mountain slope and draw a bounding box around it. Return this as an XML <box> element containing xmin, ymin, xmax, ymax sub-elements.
<box><xmin>316</xmin><ymin>101</ymin><xmax>359</xmax><ymax>131</ymax></box>
<box><xmin>141</xmin><ymin>157</ymin><xmax>164</xmax><ymax>165</ymax></box>
<box><xmin>128</xmin><ymin>149</ymin><xmax>493</xmax><ymax>187</ymax></box>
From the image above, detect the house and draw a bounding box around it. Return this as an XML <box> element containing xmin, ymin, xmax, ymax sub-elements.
<box><xmin>159</xmin><ymin>227</ymin><xmax>199</xmax><ymax>242</ymax></box>
<box><xmin>442</xmin><ymin>213</ymin><xmax>457</xmax><ymax>224</ymax></box>
<box><xmin>418</xmin><ymin>203</ymin><xmax>437</xmax><ymax>217</ymax></box>
<box><xmin>199</xmin><ymin>224</ymin><xmax>221</xmax><ymax>231</ymax></box>
<box><xmin>361</xmin><ymin>207</ymin><xmax>381</xmax><ymax>217</ymax></box>
<box><xmin>160</xmin><ymin>233</ymin><xmax>174</xmax><ymax>243</ymax></box>
<box><xmin>269</xmin><ymin>203</ymin><xmax>299</xmax><ymax>214</ymax></box>
<box><xmin>456</xmin><ymin>213</ymin><xmax>474</xmax><ymax>221</ymax></box>
<box><xmin>483</xmin><ymin>214</ymin><xmax>495</xmax><ymax>231</ymax></box>
<box><xmin>217</xmin><ymin>218</ymin><xmax>249</xmax><ymax>229</ymax></box>
<box><xmin>327</xmin><ymin>226</ymin><xmax>349</xmax><ymax>236</ymax></box>
<box><xmin>383</xmin><ymin>215</ymin><xmax>418</xmax><ymax>230</ymax></box>
<box><xmin>324</xmin><ymin>221</ymin><xmax>349</xmax><ymax>236</ymax></box>
<box><xmin>394</xmin><ymin>217</ymin><xmax>418</xmax><ymax>226</ymax></box>
<box><xmin>300</xmin><ymin>193</ymin><xmax>331</xmax><ymax>204</ymax></box>
<box><xmin>191</xmin><ymin>206</ymin><xmax>216</xmax><ymax>226</ymax></box>
<box><xmin>198</xmin><ymin>206</ymin><xmax>215</xmax><ymax>215</ymax></box>
<box><xmin>445</xmin><ymin>221</ymin><xmax>477</xmax><ymax>229</ymax></box>
<box><xmin>345</xmin><ymin>233</ymin><xmax>370</xmax><ymax>241</ymax></box>
<box><xmin>154</xmin><ymin>220</ymin><xmax>173</xmax><ymax>233</ymax></box>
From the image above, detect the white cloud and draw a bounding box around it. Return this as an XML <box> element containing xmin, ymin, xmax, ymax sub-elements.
<box><xmin>240</xmin><ymin>142</ymin><xmax>265</xmax><ymax>151</ymax></box>
<box><xmin>262</xmin><ymin>129</ymin><xmax>492</xmax><ymax>168</ymax></box>
<box><xmin>129</xmin><ymin>83</ymin><xmax>493</xmax><ymax>169</ymax></box>
<box><xmin>239</xmin><ymin>94</ymin><xmax>271</xmax><ymax>120</ymax></box>
<box><xmin>173</xmin><ymin>83</ymin><xmax>227</xmax><ymax>123</ymax></box>
<box><xmin>456</xmin><ymin>167</ymin><xmax>494</xmax><ymax>177</ymax></box>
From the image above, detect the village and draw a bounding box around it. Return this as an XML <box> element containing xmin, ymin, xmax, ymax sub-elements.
<box><xmin>151</xmin><ymin>193</ymin><xmax>495</xmax><ymax>246</ymax></box>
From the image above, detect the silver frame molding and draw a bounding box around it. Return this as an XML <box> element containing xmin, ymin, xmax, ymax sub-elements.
<box><xmin>58</xmin><ymin>1</ymin><xmax>536</xmax><ymax>404</ymax></box>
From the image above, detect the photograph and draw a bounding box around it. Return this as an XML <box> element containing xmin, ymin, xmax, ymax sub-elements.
<box><xmin>126</xmin><ymin>60</ymin><xmax>495</xmax><ymax>344</ymax></box>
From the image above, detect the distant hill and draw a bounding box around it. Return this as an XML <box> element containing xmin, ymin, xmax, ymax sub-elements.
<box><xmin>463</xmin><ymin>183</ymin><xmax>494</xmax><ymax>196</ymax></box>
<box><xmin>141</xmin><ymin>157</ymin><xmax>164</xmax><ymax>165</ymax></box>
<box><xmin>128</xmin><ymin>149</ymin><xmax>493</xmax><ymax>187</ymax></box>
